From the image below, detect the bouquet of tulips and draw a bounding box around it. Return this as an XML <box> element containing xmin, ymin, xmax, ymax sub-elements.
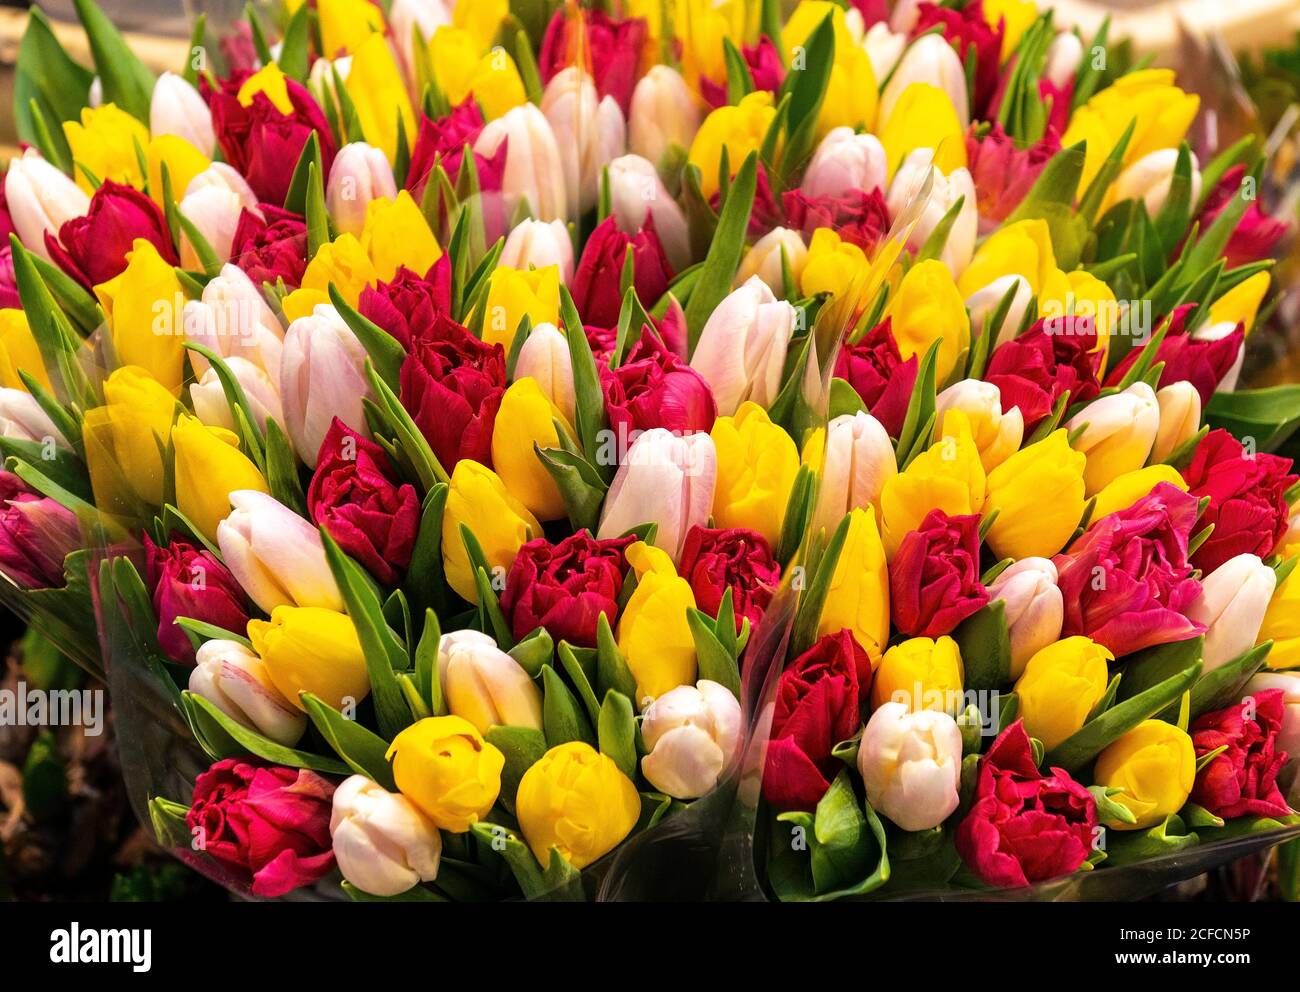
<box><xmin>2</xmin><ymin>0</ymin><xmax>1300</xmax><ymax>902</ymax></box>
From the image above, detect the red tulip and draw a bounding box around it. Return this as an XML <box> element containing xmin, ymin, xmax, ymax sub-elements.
<box><xmin>571</xmin><ymin>215</ymin><xmax>674</xmax><ymax>328</ymax></box>
<box><xmin>678</xmin><ymin>525</ymin><xmax>779</xmax><ymax>634</ymax></box>
<box><xmin>782</xmin><ymin>187</ymin><xmax>891</xmax><ymax>253</ymax></box>
<box><xmin>230</xmin><ymin>203</ymin><xmax>308</xmax><ymax>288</ymax></box>
<box><xmin>46</xmin><ymin>181</ymin><xmax>177</xmax><ymax>289</ymax></box>
<box><xmin>500</xmin><ymin>531</ymin><xmax>634</xmax><ymax>646</ymax></box>
<box><xmin>357</xmin><ymin>257</ymin><xmax>452</xmax><ymax>351</ymax></box>
<box><xmin>145</xmin><ymin>534</ymin><xmax>249</xmax><ymax>664</ymax></box>
<box><xmin>1191</xmin><ymin>689</ymin><xmax>1292</xmax><ymax>819</ymax></box>
<box><xmin>539</xmin><ymin>8</ymin><xmax>648</xmax><ymax>115</ymax></box>
<box><xmin>833</xmin><ymin>318</ymin><xmax>918</xmax><ymax>438</ymax></box>
<box><xmin>890</xmin><ymin>509</ymin><xmax>989</xmax><ymax>637</ymax></box>
<box><xmin>600</xmin><ymin>333</ymin><xmax>716</xmax><ymax>437</ymax></box>
<box><xmin>984</xmin><ymin>316</ymin><xmax>1102</xmax><ymax>431</ymax></box>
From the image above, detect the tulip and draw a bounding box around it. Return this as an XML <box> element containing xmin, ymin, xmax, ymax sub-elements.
<box><xmin>1244</xmin><ymin>673</ymin><xmax>1300</xmax><ymax>798</ymax></box>
<box><xmin>179</xmin><ymin>163</ymin><xmax>262</xmax><ymax>266</ymax></box>
<box><xmin>481</xmin><ymin>264</ymin><xmax>561</xmax><ymax>350</ymax></box>
<box><xmin>188</xmin><ymin>639</ymin><xmax>306</xmax><ymax>745</ymax></box>
<box><xmin>628</xmin><ymin>65</ymin><xmax>702</xmax><ymax>169</ymax></box>
<box><xmin>280</xmin><ymin>305</ymin><xmax>374</xmax><ymax>467</ymax></box>
<box><xmin>878</xmin><ymin>83</ymin><xmax>966</xmax><ymax>182</ymax></box>
<box><xmin>690</xmin><ymin>276</ymin><xmax>798</xmax><ymax>417</ymax></box>
<box><xmin>1191</xmin><ymin>690</ymin><xmax>1292</xmax><ymax>819</ymax></box>
<box><xmin>81</xmin><ymin>366</ymin><xmax>176</xmax><ymax>512</ymax></box>
<box><xmin>5</xmin><ymin>152</ymin><xmax>90</xmax><ymax>261</ymax></box>
<box><xmin>800</xmin><ymin>227</ymin><xmax>870</xmax><ymax>299</ymax></box>
<box><xmin>428</xmin><ymin>26</ymin><xmax>527</xmax><ymax>121</ymax></box>
<box><xmin>217</xmin><ymin>489</ymin><xmax>344</xmax><ymax>614</ymax></box>
<box><xmin>62</xmin><ymin>103</ymin><xmax>149</xmax><ymax>192</ymax></box>
<box><xmin>330</xmin><ymin>774</ymin><xmax>442</xmax><ymax>896</ymax></box>
<box><xmin>389</xmin><ymin>0</ymin><xmax>453</xmax><ymax>71</ymax></box>
<box><xmin>190</xmin><ymin>357</ymin><xmax>284</xmax><ymax>436</ymax></box>
<box><xmin>474</xmin><ymin>102</ymin><xmax>568</xmax><ymax>222</ymax></box>
<box><xmin>0</xmin><ymin>310</ymin><xmax>52</xmax><ymax>393</ymax></box>
<box><xmin>803</xmin><ymin>411</ymin><xmax>896</xmax><ymax>539</ymax></box>
<box><xmin>283</xmin><ymin>233</ymin><xmax>380</xmax><ymax>323</ymax></box>
<box><xmin>490</xmin><ymin>378</ymin><xmax>567</xmax><ymax>522</ymax></box>
<box><xmin>1066</xmin><ymin>381</ymin><xmax>1161</xmax><ymax>496</ymax></box>
<box><xmin>309</xmin><ymin>54</ymin><xmax>353</xmax><ymax>107</ymax></box>
<box><xmin>935</xmin><ymin>380</ymin><xmax>1023</xmax><ymax>472</ymax></box>
<box><xmin>248</xmin><ymin>605</ymin><xmax>371</xmax><ymax>713</ymax></box>
<box><xmin>988</xmin><ymin>558</ymin><xmax>1065</xmax><ymax>679</ymax></box>
<box><xmin>436</xmin><ymin>628</ymin><xmax>544</xmax><ymax>734</ymax></box>
<box><xmin>500</xmin><ymin>220</ymin><xmax>575</xmax><ymax>285</ymax></box>
<box><xmin>881</xmin><ymin>34</ymin><xmax>970</xmax><ymax>128</ymax></box>
<box><xmin>710</xmin><ymin>403</ymin><xmax>798</xmax><ymax>549</ymax></box>
<box><xmin>442</xmin><ymin>459</ymin><xmax>542</xmax><ymax>603</ymax></box>
<box><xmin>146</xmin><ymin>534</ymin><xmax>249</xmax><ymax>664</ymax></box>
<box><xmin>1185</xmin><ymin>554</ymin><xmax>1276</xmax><ymax>673</ymax></box>
<box><xmin>0</xmin><ymin>475</ymin><xmax>79</xmax><ymax>589</ymax></box>
<box><xmin>1090</xmin><ymin>464</ymin><xmax>1188</xmax><ymax>522</ymax></box>
<box><xmin>886</xmin><ymin>259</ymin><xmax>970</xmax><ymax>385</ymax></box>
<box><xmin>957</xmin><ymin>218</ymin><xmax>1059</xmax><ymax>299</ymax></box>
<box><xmin>319</xmin><ymin>0</ymin><xmax>385</xmax><ymax>57</ymax></box>
<box><xmin>783</xmin><ymin>4</ymin><xmax>877</xmax><ymax>136</ymax></box>
<box><xmin>1045</xmin><ymin>30</ymin><xmax>1084</xmax><ymax>88</ymax></box>
<box><xmin>359</xmin><ymin>190</ymin><xmax>442</xmax><ymax>284</ymax></box>
<box><xmin>858</xmin><ymin>702</ymin><xmax>963</xmax><ymax>832</ymax></box>
<box><xmin>327</xmin><ymin>142</ymin><xmax>398</xmax><ymax>237</ymax></box>
<box><xmin>1151</xmin><ymin>380</ymin><xmax>1201</xmax><ymax>463</ymax></box>
<box><xmin>736</xmin><ymin>227</ymin><xmax>807</xmax><ymax>295</ymax></box>
<box><xmin>863</xmin><ymin>21</ymin><xmax>908</xmax><ymax>78</ymax></box>
<box><xmin>46</xmin><ymin>180</ymin><xmax>176</xmax><ymax>289</ymax></box>
<box><xmin>640</xmin><ymin>679</ymin><xmax>742</xmax><ymax>799</ymax></box>
<box><xmin>386</xmin><ymin>715</ymin><xmax>503</xmax><ymax>832</ymax></box>
<box><xmin>344</xmin><ymin>33</ymin><xmax>417</xmax><ymax>162</ymax></box>
<box><xmin>145</xmin><ymin>134</ymin><xmax>211</xmax><ymax>213</ymax></box>
<box><xmin>801</xmin><ymin>127</ymin><xmax>887</xmax><ymax>200</ymax></box>
<box><xmin>1260</xmin><ymin>569</ymin><xmax>1300</xmax><ymax>670</ymax></box>
<box><xmin>516</xmin><ymin>741</ymin><xmax>640</xmax><ymax>868</ymax></box>
<box><xmin>501</xmin><ymin>531</ymin><xmax>633</xmax><ymax>646</ymax></box>
<box><xmin>1014</xmin><ymin>636</ymin><xmax>1114</xmax><ymax>750</ymax></box>
<box><xmin>1208</xmin><ymin>270</ymin><xmax>1270</xmax><ymax>335</ymax></box>
<box><xmin>687</xmin><ymin>91</ymin><xmax>776</xmax><ymax>200</ymax></box>
<box><xmin>966</xmin><ymin>275</ymin><xmax>1033</xmax><ymax>349</ymax></box>
<box><xmin>1188</xmin><ymin>320</ymin><xmax>1245</xmax><ymax>393</ymax></box>
<box><xmin>542</xmin><ymin>68</ymin><xmax>626</xmax><ymax>218</ymax></box>
<box><xmin>183</xmin><ymin>262</ymin><xmax>284</xmax><ymax>383</ymax></box>
<box><xmin>981</xmin><ymin>428</ymin><xmax>1086</xmax><ymax>561</ymax></box>
<box><xmin>1112</xmin><ymin>149</ymin><xmax>1202</xmax><ymax>217</ymax></box>
<box><xmin>870</xmin><ymin>635</ymin><xmax>964</xmax><ymax>713</ymax></box>
<box><xmin>617</xmin><ymin>541</ymin><xmax>698</xmax><ymax>705</ymax></box>
<box><xmin>572</xmin><ymin>217</ymin><xmax>672</xmax><ymax>329</ymax></box>
<box><xmin>887</xmin><ymin>150</ymin><xmax>979</xmax><ymax>277</ymax></box>
<box><xmin>1093</xmin><ymin>720</ymin><xmax>1196</xmax><ymax>830</ymax></box>
<box><xmin>172</xmin><ymin>414</ymin><xmax>268</xmax><ymax>543</ymax></box>
<box><xmin>816</xmin><ymin>507</ymin><xmax>891</xmax><ymax>665</ymax></box>
<box><xmin>513</xmin><ymin>322</ymin><xmax>575</xmax><ymax>422</ymax></box>
<box><xmin>606</xmin><ymin>154</ymin><xmax>692</xmax><ymax>272</ymax></box>
<box><xmin>95</xmin><ymin>238</ymin><xmax>187</xmax><ymax>393</ymax></box>
<box><xmin>597</xmin><ymin>429</ymin><xmax>717</xmax><ymax>563</ymax></box>
<box><xmin>0</xmin><ymin>388</ymin><xmax>69</xmax><ymax>449</ymax></box>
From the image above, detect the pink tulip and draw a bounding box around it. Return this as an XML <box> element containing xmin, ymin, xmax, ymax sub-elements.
<box><xmin>279</xmin><ymin>304</ymin><xmax>373</xmax><ymax>467</ymax></box>
<box><xmin>326</xmin><ymin>142</ymin><xmax>397</xmax><ymax>237</ymax></box>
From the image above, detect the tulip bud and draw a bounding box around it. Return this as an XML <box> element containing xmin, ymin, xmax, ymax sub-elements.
<box><xmin>474</xmin><ymin>102</ymin><xmax>568</xmax><ymax>222</ymax></box>
<box><xmin>513</xmin><ymin>322</ymin><xmax>575</xmax><ymax>423</ymax></box>
<box><xmin>628</xmin><ymin>65</ymin><xmax>701</xmax><ymax>169</ymax></box>
<box><xmin>881</xmin><ymin>34</ymin><xmax>970</xmax><ymax>128</ymax></box>
<box><xmin>0</xmin><ymin>388</ymin><xmax>69</xmax><ymax>448</ymax></box>
<box><xmin>517</xmin><ymin>741</ymin><xmax>640</xmax><ymax>868</ymax></box>
<box><xmin>888</xmin><ymin>150</ymin><xmax>978</xmax><ymax>276</ymax></box>
<box><xmin>1190</xmin><ymin>320</ymin><xmax>1245</xmax><ymax>393</ymax></box>
<box><xmin>541</xmin><ymin>68</ymin><xmax>626</xmax><ymax>219</ymax></box>
<box><xmin>804</xmin><ymin>411</ymin><xmax>896</xmax><ymax>539</ymax></box>
<box><xmin>1090</xmin><ymin>464</ymin><xmax>1188</xmax><ymax>522</ymax></box>
<box><xmin>863</xmin><ymin>21</ymin><xmax>908</xmax><ymax>80</ymax></box>
<box><xmin>617</xmin><ymin>541</ymin><xmax>699</xmax><ymax>705</ymax></box>
<box><xmin>640</xmin><ymin>679</ymin><xmax>742</xmax><ymax>799</ymax></box>
<box><xmin>606</xmin><ymin>154</ymin><xmax>692</xmax><ymax>272</ymax></box>
<box><xmin>442</xmin><ymin>459</ymin><xmax>542</xmax><ymax>603</ymax></box>
<box><xmin>179</xmin><ymin>164</ymin><xmax>262</xmax><ymax>266</ymax></box>
<box><xmin>987</xmin><ymin>558</ymin><xmax>1064</xmax><ymax>679</ymax></box>
<box><xmin>184</xmin><ymin>265</ymin><xmax>284</xmax><ymax>389</ymax></box>
<box><xmin>886</xmin><ymin>259</ymin><xmax>971</xmax><ymax>384</ymax></box>
<box><xmin>858</xmin><ymin>701</ymin><xmax>962</xmax><ymax>831</ymax></box>
<box><xmin>388</xmin><ymin>0</ymin><xmax>453</xmax><ymax>76</ymax></box>
<box><xmin>1244</xmin><ymin>672</ymin><xmax>1300</xmax><ymax>799</ymax></box>
<box><xmin>1151</xmin><ymin>381</ymin><xmax>1202</xmax><ymax>463</ymax></box>
<box><xmin>935</xmin><ymin>379</ymin><xmax>1024</xmax><ymax>472</ymax></box>
<box><xmin>1187</xmin><ymin>553</ymin><xmax>1276</xmax><ymax>673</ymax></box>
<box><xmin>189</xmin><ymin>638</ymin><xmax>307</xmax><ymax>745</ymax></box>
<box><xmin>326</xmin><ymin>142</ymin><xmax>398</xmax><ymax>238</ymax></box>
<box><xmin>817</xmin><ymin>507</ymin><xmax>891</xmax><ymax>665</ymax></box>
<box><xmin>5</xmin><ymin>152</ymin><xmax>91</xmax><ymax>262</ymax></box>
<box><xmin>173</xmin><ymin>416</ymin><xmax>269</xmax><ymax>543</ymax></box>
<box><xmin>247</xmin><ymin>604</ymin><xmax>370</xmax><ymax>712</ymax></box>
<box><xmin>217</xmin><ymin>489</ymin><xmax>344</xmax><ymax>614</ymax></box>
<box><xmin>386</xmin><ymin>715</ymin><xmax>503</xmax><ymax>832</ymax></box>
<box><xmin>1014</xmin><ymin>636</ymin><xmax>1113</xmax><ymax>750</ymax></box>
<box><xmin>309</xmin><ymin>54</ymin><xmax>353</xmax><ymax>110</ymax></box>
<box><xmin>966</xmin><ymin>275</ymin><xmax>1033</xmax><ymax>348</ymax></box>
<box><xmin>500</xmin><ymin>219</ymin><xmax>575</xmax><ymax>285</ymax></box>
<box><xmin>598</xmin><ymin>428</ymin><xmax>717</xmax><ymax>563</ymax></box>
<box><xmin>1045</xmin><ymin>31</ymin><xmax>1084</xmax><ymax>88</ymax></box>
<box><xmin>280</xmin><ymin>304</ymin><xmax>374</xmax><ymax>467</ymax></box>
<box><xmin>190</xmin><ymin>356</ymin><xmax>285</xmax><ymax>436</ymax></box>
<box><xmin>1112</xmin><ymin>149</ymin><xmax>1202</xmax><ymax>218</ymax></box>
<box><xmin>1065</xmin><ymin>381</ymin><xmax>1161</xmax><ymax>496</ymax></box>
<box><xmin>436</xmin><ymin>628</ymin><xmax>544</xmax><ymax>734</ymax></box>
<box><xmin>982</xmin><ymin>429</ymin><xmax>1086</xmax><ymax>560</ymax></box>
<box><xmin>151</xmin><ymin>71</ymin><xmax>216</xmax><ymax>157</ymax></box>
<box><xmin>870</xmin><ymin>635</ymin><xmax>964</xmax><ymax>713</ymax></box>
<box><xmin>0</xmin><ymin>478</ymin><xmax>79</xmax><ymax>589</ymax></box>
<box><xmin>736</xmin><ymin>227</ymin><xmax>807</xmax><ymax>295</ymax></box>
<box><xmin>801</xmin><ymin>126</ymin><xmax>887</xmax><ymax>199</ymax></box>
<box><xmin>330</xmin><ymin>774</ymin><xmax>442</xmax><ymax>896</ymax></box>
<box><xmin>710</xmin><ymin>403</ymin><xmax>798</xmax><ymax>548</ymax></box>
<box><xmin>690</xmin><ymin>276</ymin><xmax>798</xmax><ymax>417</ymax></box>
<box><xmin>1093</xmin><ymin>719</ymin><xmax>1196</xmax><ymax>829</ymax></box>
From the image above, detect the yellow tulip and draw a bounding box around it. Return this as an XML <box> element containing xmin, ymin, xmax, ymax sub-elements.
<box><xmin>800</xmin><ymin>228</ymin><xmax>870</xmax><ymax>300</ymax></box>
<box><xmin>817</xmin><ymin>507</ymin><xmax>890</xmax><ymax>667</ymax></box>
<box><xmin>783</xmin><ymin>2</ymin><xmax>878</xmax><ymax>136</ymax></box>
<box><xmin>1093</xmin><ymin>719</ymin><xmax>1196</xmax><ymax>830</ymax></box>
<box><xmin>248</xmin><ymin>605</ymin><xmax>371</xmax><ymax>713</ymax></box>
<box><xmin>880</xmin><ymin>411</ymin><xmax>986</xmax><ymax>558</ymax></box>
<box><xmin>345</xmin><ymin>33</ymin><xmax>416</xmax><ymax>162</ymax></box>
<box><xmin>1014</xmin><ymin>635</ymin><xmax>1113</xmax><ymax>750</ymax></box>
<box><xmin>676</xmin><ymin>0</ymin><xmax>753</xmax><ymax>92</ymax></box>
<box><xmin>94</xmin><ymin>239</ymin><xmax>187</xmax><ymax>394</ymax></box>
<box><xmin>617</xmin><ymin>541</ymin><xmax>697</xmax><ymax>705</ymax></box>
<box><xmin>516</xmin><ymin>741</ymin><xmax>640</xmax><ymax>868</ymax></box>
<box><xmin>1039</xmin><ymin>268</ymin><xmax>1117</xmax><ymax>359</ymax></box>
<box><xmin>886</xmin><ymin>258</ymin><xmax>970</xmax><ymax>385</ymax></box>
<box><xmin>1258</xmin><ymin>569</ymin><xmax>1300</xmax><ymax>670</ymax></box>
<box><xmin>62</xmin><ymin>104</ymin><xmax>149</xmax><ymax>193</ymax></box>
<box><xmin>1090</xmin><ymin>465</ymin><xmax>1188</xmax><ymax>523</ymax></box>
<box><xmin>386</xmin><ymin>715</ymin><xmax>503</xmax><ymax>832</ymax></box>
<box><xmin>237</xmin><ymin>63</ymin><xmax>295</xmax><ymax>115</ymax></box>
<box><xmin>359</xmin><ymin>190</ymin><xmax>442</xmax><ymax>282</ymax></box>
<box><xmin>983</xmin><ymin>429</ymin><xmax>1086</xmax><ymax>560</ymax></box>
<box><xmin>1208</xmin><ymin>271</ymin><xmax>1270</xmax><ymax>335</ymax></box>
<box><xmin>710</xmin><ymin>402</ymin><xmax>799</xmax><ymax>547</ymax></box>
<box><xmin>146</xmin><ymin>134</ymin><xmax>210</xmax><ymax>209</ymax></box>
<box><xmin>0</xmin><ymin>310</ymin><xmax>51</xmax><ymax>392</ymax></box>
<box><xmin>879</xmin><ymin>83</ymin><xmax>966</xmax><ymax>181</ymax></box>
<box><xmin>688</xmin><ymin>91</ymin><xmax>776</xmax><ymax>200</ymax></box>
<box><xmin>442</xmin><ymin>459</ymin><xmax>541</xmax><ymax>603</ymax></box>
<box><xmin>82</xmin><ymin>365</ymin><xmax>177</xmax><ymax>512</ymax></box>
<box><xmin>491</xmin><ymin>377</ymin><xmax>568</xmax><ymax>521</ymax></box>
<box><xmin>281</xmin><ymin>233</ymin><xmax>379</xmax><ymax>322</ymax></box>
<box><xmin>481</xmin><ymin>264</ymin><xmax>561</xmax><ymax>350</ymax></box>
<box><xmin>429</xmin><ymin>27</ymin><xmax>528</xmax><ymax>122</ymax></box>
<box><xmin>1063</xmin><ymin>69</ymin><xmax>1199</xmax><ymax>191</ymax></box>
<box><xmin>453</xmin><ymin>0</ymin><xmax>508</xmax><ymax>51</ymax></box>
<box><xmin>983</xmin><ymin>0</ymin><xmax>1039</xmax><ymax>62</ymax></box>
<box><xmin>172</xmin><ymin>414</ymin><xmax>269</xmax><ymax>542</ymax></box>
<box><xmin>958</xmin><ymin>218</ymin><xmax>1059</xmax><ymax>298</ymax></box>
<box><xmin>318</xmin><ymin>0</ymin><xmax>385</xmax><ymax>58</ymax></box>
<box><xmin>871</xmin><ymin>635</ymin><xmax>964</xmax><ymax>713</ymax></box>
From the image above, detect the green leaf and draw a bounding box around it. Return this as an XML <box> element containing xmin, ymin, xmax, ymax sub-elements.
<box><xmin>535</xmin><ymin>445</ymin><xmax>607</xmax><ymax>532</ymax></box>
<box><xmin>557</xmin><ymin>641</ymin><xmax>602</xmax><ymax>728</ymax></box>
<box><xmin>541</xmin><ymin>664</ymin><xmax>595</xmax><ymax>747</ymax></box>
<box><xmin>485</xmin><ymin>725</ymin><xmax>547</xmax><ymax>814</ymax></box>
<box><xmin>778</xmin><ymin>12</ymin><xmax>835</xmax><ymax>180</ymax></box>
<box><xmin>597</xmin><ymin>690</ymin><xmax>638</xmax><ymax>779</ymax></box>
<box><xmin>508</xmin><ymin>627</ymin><xmax>554</xmax><ymax>680</ymax></box>
<box><xmin>1189</xmin><ymin>642</ymin><xmax>1272</xmax><ymax>720</ymax></box>
<box><xmin>790</xmin><ymin>513</ymin><xmax>851</xmax><ymax>655</ymax></box>
<box><xmin>283</xmin><ymin>132</ymin><xmax>323</xmax><ymax>216</ymax></box>
<box><xmin>182</xmin><ymin>691</ymin><xmax>349</xmax><ymax>775</ymax></box>
<box><xmin>683</xmin><ymin>152</ymin><xmax>758</xmax><ymax>354</ymax></box>
<box><xmin>559</xmin><ymin>285</ymin><xmax>610</xmax><ymax>474</ymax></box>
<box><xmin>278</xmin><ymin>3</ymin><xmax>311</xmax><ymax>81</ymax></box>
<box><xmin>305</xmin><ymin>161</ymin><xmax>332</xmax><ymax>258</ymax></box>
<box><xmin>951</xmin><ymin>601</ymin><xmax>1012</xmax><ymax>691</ymax></box>
<box><xmin>73</xmin><ymin>0</ymin><xmax>156</xmax><ymax>121</ymax></box>
<box><xmin>300</xmin><ymin>691</ymin><xmax>397</xmax><ymax>790</ymax></box>
<box><xmin>595</xmin><ymin>612</ymin><xmax>637</xmax><ymax>701</ymax></box>
<box><xmin>687</xmin><ymin>609</ymin><xmax>742</xmax><ymax>698</ymax></box>
<box><xmin>14</xmin><ymin>9</ymin><xmax>94</xmax><ymax>166</ymax></box>
<box><xmin>1206</xmin><ymin>385</ymin><xmax>1300</xmax><ymax>452</ymax></box>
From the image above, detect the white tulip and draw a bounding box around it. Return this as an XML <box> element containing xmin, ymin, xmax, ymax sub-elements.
<box><xmin>189</xmin><ymin>639</ymin><xmax>306</xmax><ymax>746</ymax></box>
<box><xmin>966</xmin><ymin>275</ymin><xmax>1033</xmax><ymax>348</ymax></box>
<box><xmin>880</xmin><ymin>34</ymin><xmax>970</xmax><ymax>127</ymax></box>
<box><xmin>183</xmin><ymin>263</ymin><xmax>284</xmax><ymax>382</ymax></box>
<box><xmin>5</xmin><ymin>152</ymin><xmax>90</xmax><ymax>262</ymax></box>
<box><xmin>330</xmin><ymin>774</ymin><xmax>442</xmax><ymax>896</ymax></box>
<box><xmin>1112</xmin><ymin>149</ymin><xmax>1202</xmax><ymax>219</ymax></box>
<box><xmin>474</xmin><ymin>102</ymin><xmax>568</xmax><ymax>222</ymax></box>
<box><xmin>1065</xmin><ymin>381</ymin><xmax>1161</xmax><ymax>495</ymax></box>
<box><xmin>1151</xmin><ymin>381</ymin><xmax>1201</xmax><ymax>463</ymax></box>
<box><xmin>628</xmin><ymin>65</ymin><xmax>701</xmax><ymax>169</ymax></box>
<box><xmin>935</xmin><ymin>378</ymin><xmax>1024</xmax><ymax>471</ymax></box>
<box><xmin>150</xmin><ymin>71</ymin><xmax>216</xmax><ymax>156</ymax></box>
<box><xmin>326</xmin><ymin>142</ymin><xmax>398</xmax><ymax>237</ymax></box>
<box><xmin>279</xmin><ymin>304</ymin><xmax>373</xmax><ymax>467</ymax></box>
<box><xmin>500</xmin><ymin>219</ymin><xmax>575</xmax><ymax>285</ymax></box>
<box><xmin>801</xmin><ymin>127</ymin><xmax>887</xmax><ymax>199</ymax></box>
<box><xmin>888</xmin><ymin>148</ymin><xmax>978</xmax><ymax>276</ymax></box>
<box><xmin>1187</xmin><ymin>554</ymin><xmax>1276</xmax><ymax>673</ymax></box>
<box><xmin>987</xmin><ymin>558</ymin><xmax>1064</xmax><ymax>679</ymax></box>
<box><xmin>862</xmin><ymin>22</ymin><xmax>908</xmax><ymax>80</ymax></box>
<box><xmin>0</xmin><ymin>388</ymin><xmax>69</xmax><ymax>448</ymax></box>
<box><xmin>541</xmin><ymin>68</ymin><xmax>626</xmax><ymax>219</ymax></box>
<box><xmin>858</xmin><ymin>702</ymin><xmax>963</xmax><ymax>832</ymax></box>
<box><xmin>436</xmin><ymin>628</ymin><xmax>544</xmax><ymax>734</ymax></box>
<box><xmin>735</xmin><ymin>227</ymin><xmax>807</xmax><ymax>294</ymax></box>
<box><xmin>190</xmin><ymin>356</ymin><xmax>285</xmax><ymax>436</ymax></box>
<box><xmin>513</xmin><ymin>322</ymin><xmax>575</xmax><ymax>422</ymax></box>
<box><xmin>690</xmin><ymin>276</ymin><xmax>798</xmax><ymax>416</ymax></box>
<box><xmin>809</xmin><ymin>412</ymin><xmax>896</xmax><ymax>538</ymax></box>
<box><xmin>606</xmin><ymin>154</ymin><xmax>692</xmax><ymax>271</ymax></box>
<box><xmin>640</xmin><ymin>680</ymin><xmax>742</xmax><ymax>799</ymax></box>
<box><xmin>1045</xmin><ymin>31</ymin><xmax>1085</xmax><ymax>88</ymax></box>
